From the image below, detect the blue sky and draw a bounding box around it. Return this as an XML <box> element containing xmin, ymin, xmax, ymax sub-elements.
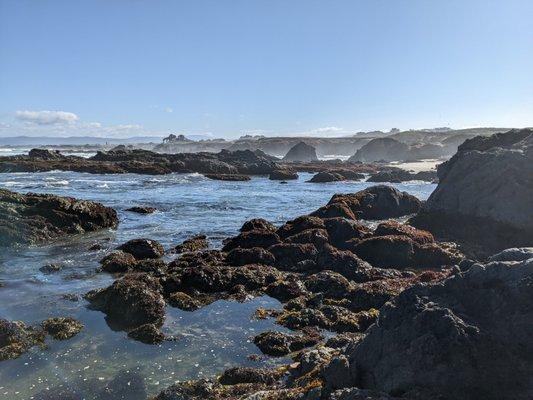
<box><xmin>0</xmin><ymin>0</ymin><xmax>532</xmax><ymax>138</ymax></box>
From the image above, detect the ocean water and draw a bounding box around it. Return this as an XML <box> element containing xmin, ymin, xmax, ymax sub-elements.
<box><xmin>0</xmin><ymin>171</ymin><xmax>436</xmax><ymax>399</ymax></box>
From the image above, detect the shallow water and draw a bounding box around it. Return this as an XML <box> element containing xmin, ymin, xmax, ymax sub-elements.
<box><xmin>0</xmin><ymin>171</ymin><xmax>435</xmax><ymax>399</ymax></box>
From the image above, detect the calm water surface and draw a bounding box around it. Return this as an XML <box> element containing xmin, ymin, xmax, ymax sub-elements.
<box><xmin>0</xmin><ymin>171</ymin><xmax>435</xmax><ymax>399</ymax></box>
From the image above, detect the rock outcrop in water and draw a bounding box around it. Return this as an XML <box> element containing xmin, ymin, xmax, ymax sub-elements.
<box><xmin>0</xmin><ymin>148</ymin><xmax>277</xmax><ymax>176</ymax></box>
<box><xmin>1</xmin><ymin>317</ymin><xmax>83</xmax><ymax>361</ymax></box>
<box><xmin>0</xmin><ymin>189</ymin><xmax>118</xmax><ymax>247</ymax></box>
<box><xmin>282</xmin><ymin>142</ymin><xmax>319</xmax><ymax>162</ymax></box>
<box><xmin>411</xmin><ymin>128</ymin><xmax>533</xmax><ymax>256</ymax></box>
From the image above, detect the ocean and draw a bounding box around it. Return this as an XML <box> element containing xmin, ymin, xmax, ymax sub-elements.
<box><xmin>0</xmin><ymin>170</ymin><xmax>435</xmax><ymax>398</ymax></box>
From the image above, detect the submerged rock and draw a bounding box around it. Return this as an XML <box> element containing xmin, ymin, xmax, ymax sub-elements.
<box><xmin>127</xmin><ymin>323</ymin><xmax>165</xmax><ymax>344</ymax></box>
<box><xmin>0</xmin><ymin>188</ymin><xmax>118</xmax><ymax>247</ymax></box>
<box><xmin>41</xmin><ymin>317</ymin><xmax>83</xmax><ymax>340</ymax></box>
<box><xmin>39</xmin><ymin>263</ymin><xmax>63</xmax><ymax>274</ymax></box>
<box><xmin>0</xmin><ymin>319</ymin><xmax>45</xmax><ymax>361</ymax></box>
<box><xmin>253</xmin><ymin>329</ymin><xmax>322</xmax><ymax>356</ymax></box>
<box><xmin>125</xmin><ymin>206</ymin><xmax>156</xmax><ymax>214</ymax></box>
<box><xmin>204</xmin><ymin>173</ymin><xmax>251</xmax><ymax>181</ymax></box>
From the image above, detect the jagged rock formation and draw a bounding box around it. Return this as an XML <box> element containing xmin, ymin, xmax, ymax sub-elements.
<box><xmin>411</xmin><ymin>128</ymin><xmax>533</xmax><ymax>256</ymax></box>
<box><xmin>326</xmin><ymin>250</ymin><xmax>533</xmax><ymax>400</ymax></box>
<box><xmin>0</xmin><ymin>189</ymin><xmax>118</xmax><ymax>247</ymax></box>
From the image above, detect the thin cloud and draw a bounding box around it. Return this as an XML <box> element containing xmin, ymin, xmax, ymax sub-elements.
<box><xmin>15</xmin><ymin>110</ymin><xmax>79</xmax><ymax>125</ymax></box>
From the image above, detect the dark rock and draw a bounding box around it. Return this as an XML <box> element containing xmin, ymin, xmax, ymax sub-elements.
<box><xmin>269</xmin><ymin>243</ymin><xmax>318</xmax><ymax>270</ymax></box>
<box><xmin>353</xmin><ymin>235</ymin><xmax>458</xmax><ymax>269</ymax></box>
<box><xmin>282</xmin><ymin>142</ymin><xmax>319</xmax><ymax>162</ymax></box>
<box><xmin>204</xmin><ymin>173</ymin><xmax>251</xmax><ymax>181</ymax></box>
<box><xmin>0</xmin><ymin>189</ymin><xmax>118</xmax><ymax>247</ymax></box>
<box><xmin>253</xmin><ymin>329</ymin><xmax>322</xmax><ymax>356</ymax></box>
<box><xmin>85</xmin><ymin>274</ymin><xmax>165</xmax><ymax>330</ymax></box>
<box><xmin>325</xmin><ymin>185</ymin><xmax>422</xmax><ymax>220</ymax></box>
<box><xmin>410</xmin><ymin>128</ymin><xmax>533</xmax><ymax>256</ymax></box>
<box><xmin>174</xmin><ymin>235</ymin><xmax>208</xmax><ymax>253</ymax></box>
<box><xmin>226</xmin><ymin>247</ymin><xmax>276</xmax><ymax>266</ymax></box>
<box><xmin>127</xmin><ymin>323</ymin><xmax>165</xmax><ymax>344</ymax></box>
<box><xmin>41</xmin><ymin>317</ymin><xmax>83</xmax><ymax>340</ymax></box>
<box><xmin>324</xmin><ymin>218</ymin><xmax>372</xmax><ymax>248</ymax></box>
<box><xmin>240</xmin><ymin>218</ymin><xmax>276</xmax><ymax>233</ymax></box>
<box><xmin>28</xmin><ymin>148</ymin><xmax>64</xmax><ymax>160</ymax></box>
<box><xmin>311</xmin><ymin>203</ymin><xmax>357</xmax><ymax>220</ymax></box>
<box><xmin>118</xmin><ymin>238</ymin><xmax>164</xmax><ymax>260</ymax></box>
<box><xmin>277</xmin><ymin>216</ymin><xmax>326</xmax><ymax>239</ymax></box>
<box><xmin>0</xmin><ymin>319</ymin><xmax>45</xmax><ymax>361</ymax></box>
<box><xmin>337</xmin><ymin>257</ymin><xmax>533</xmax><ymax>400</ymax></box>
<box><xmin>269</xmin><ymin>168</ymin><xmax>298</xmax><ymax>180</ymax></box>
<box><xmin>125</xmin><ymin>206</ymin><xmax>156</xmax><ymax>214</ymax></box>
<box><xmin>488</xmin><ymin>247</ymin><xmax>533</xmax><ymax>262</ymax></box>
<box><xmin>374</xmin><ymin>220</ymin><xmax>434</xmax><ymax>244</ymax></box>
<box><xmin>285</xmin><ymin>228</ymin><xmax>329</xmax><ymax>248</ymax></box>
<box><xmin>168</xmin><ymin>292</ymin><xmax>201</xmax><ymax>311</ymax></box>
<box><xmin>308</xmin><ymin>171</ymin><xmax>346</xmax><ymax>183</ymax></box>
<box><xmin>305</xmin><ymin>271</ymin><xmax>353</xmax><ymax>298</ymax></box>
<box><xmin>222</xmin><ymin>230</ymin><xmax>281</xmax><ymax>252</ymax></box>
<box><xmin>88</xmin><ymin>243</ymin><xmax>104</xmax><ymax>251</ymax></box>
<box><xmin>265</xmin><ymin>277</ymin><xmax>308</xmax><ymax>301</ymax></box>
<box><xmin>39</xmin><ymin>263</ymin><xmax>63</xmax><ymax>274</ymax></box>
<box><xmin>315</xmin><ymin>244</ymin><xmax>373</xmax><ymax>282</ymax></box>
<box><xmin>219</xmin><ymin>366</ymin><xmax>282</xmax><ymax>385</ymax></box>
<box><xmin>100</xmin><ymin>251</ymin><xmax>137</xmax><ymax>273</ymax></box>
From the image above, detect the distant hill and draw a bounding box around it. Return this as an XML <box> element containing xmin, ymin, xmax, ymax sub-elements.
<box><xmin>0</xmin><ymin>136</ymin><xmax>164</xmax><ymax>146</ymax></box>
<box><xmin>386</xmin><ymin>128</ymin><xmax>509</xmax><ymax>145</ymax></box>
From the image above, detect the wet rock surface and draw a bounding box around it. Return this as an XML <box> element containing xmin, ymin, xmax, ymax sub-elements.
<box><xmin>125</xmin><ymin>206</ymin><xmax>156</xmax><ymax>214</ymax></box>
<box><xmin>41</xmin><ymin>317</ymin><xmax>83</xmax><ymax>340</ymax></box>
<box><xmin>117</xmin><ymin>238</ymin><xmax>164</xmax><ymax>260</ymax></box>
<box><xmin>204</xmin><ymin>173</ymin><xmax>251</xmax><ymax>181</ymax></box>
<box><xmin>174</xmin><ymin>235</ymin><xmax>209</xmax><ymax>253</ymax></box>
<box><xmin>0</xmin><ymin>188</ymin><xmax>118</xmax><ymax>247</ymax></box>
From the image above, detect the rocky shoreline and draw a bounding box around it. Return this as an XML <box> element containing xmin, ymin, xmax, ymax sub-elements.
<box><xmin>0</xmin><ymin>146</ymin><xmax>439</xmax><ymax>183</ymax></box>
<box><xmin>0</xmin><ymin>129</ymin><xmax>531</xmax><ymax>399</ymax></box>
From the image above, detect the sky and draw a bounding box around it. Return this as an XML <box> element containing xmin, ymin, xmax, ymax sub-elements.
<box><xmin>0</xmin><ymin>0</ymin><xmax>532</xmax><ymax>139</ymax></box>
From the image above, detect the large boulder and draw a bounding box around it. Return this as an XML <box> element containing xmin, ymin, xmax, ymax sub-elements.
<box><xmin>0</xmin><ymin>189</ymin><xmax>118</xmax><ymax>247</ymax></box>
<box><xmin>410</xmin><ymin>129</ymin><xmax>533</xmax><ymax>256</ymax></box>
<box><xmin>316</xmin><ymin>185</ymin><xmax>421</xmax><ymax>220</ymax></box>
<box><xmin>282</xmin><ymin>142</ymin><xmax>319</xmax><ymax>162</ymax></box>
<box><xmin>328</xmin><ymin>255</ymin><xmax>533</xmax><ymax>400</ymax></box>
<box><xmin>348</xmin><ymin>138</ymin><xmax>409</xmax><ymax>162</ymax></box>
<box><xmin>85</xmin><ymin>274</ymin><xmax>166</xmax><ymax>330</ymax></box>
<box><xmin>118</xmin><ymin>239</ymin><xmax>164</xmax><ymax>260</ymax></box>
